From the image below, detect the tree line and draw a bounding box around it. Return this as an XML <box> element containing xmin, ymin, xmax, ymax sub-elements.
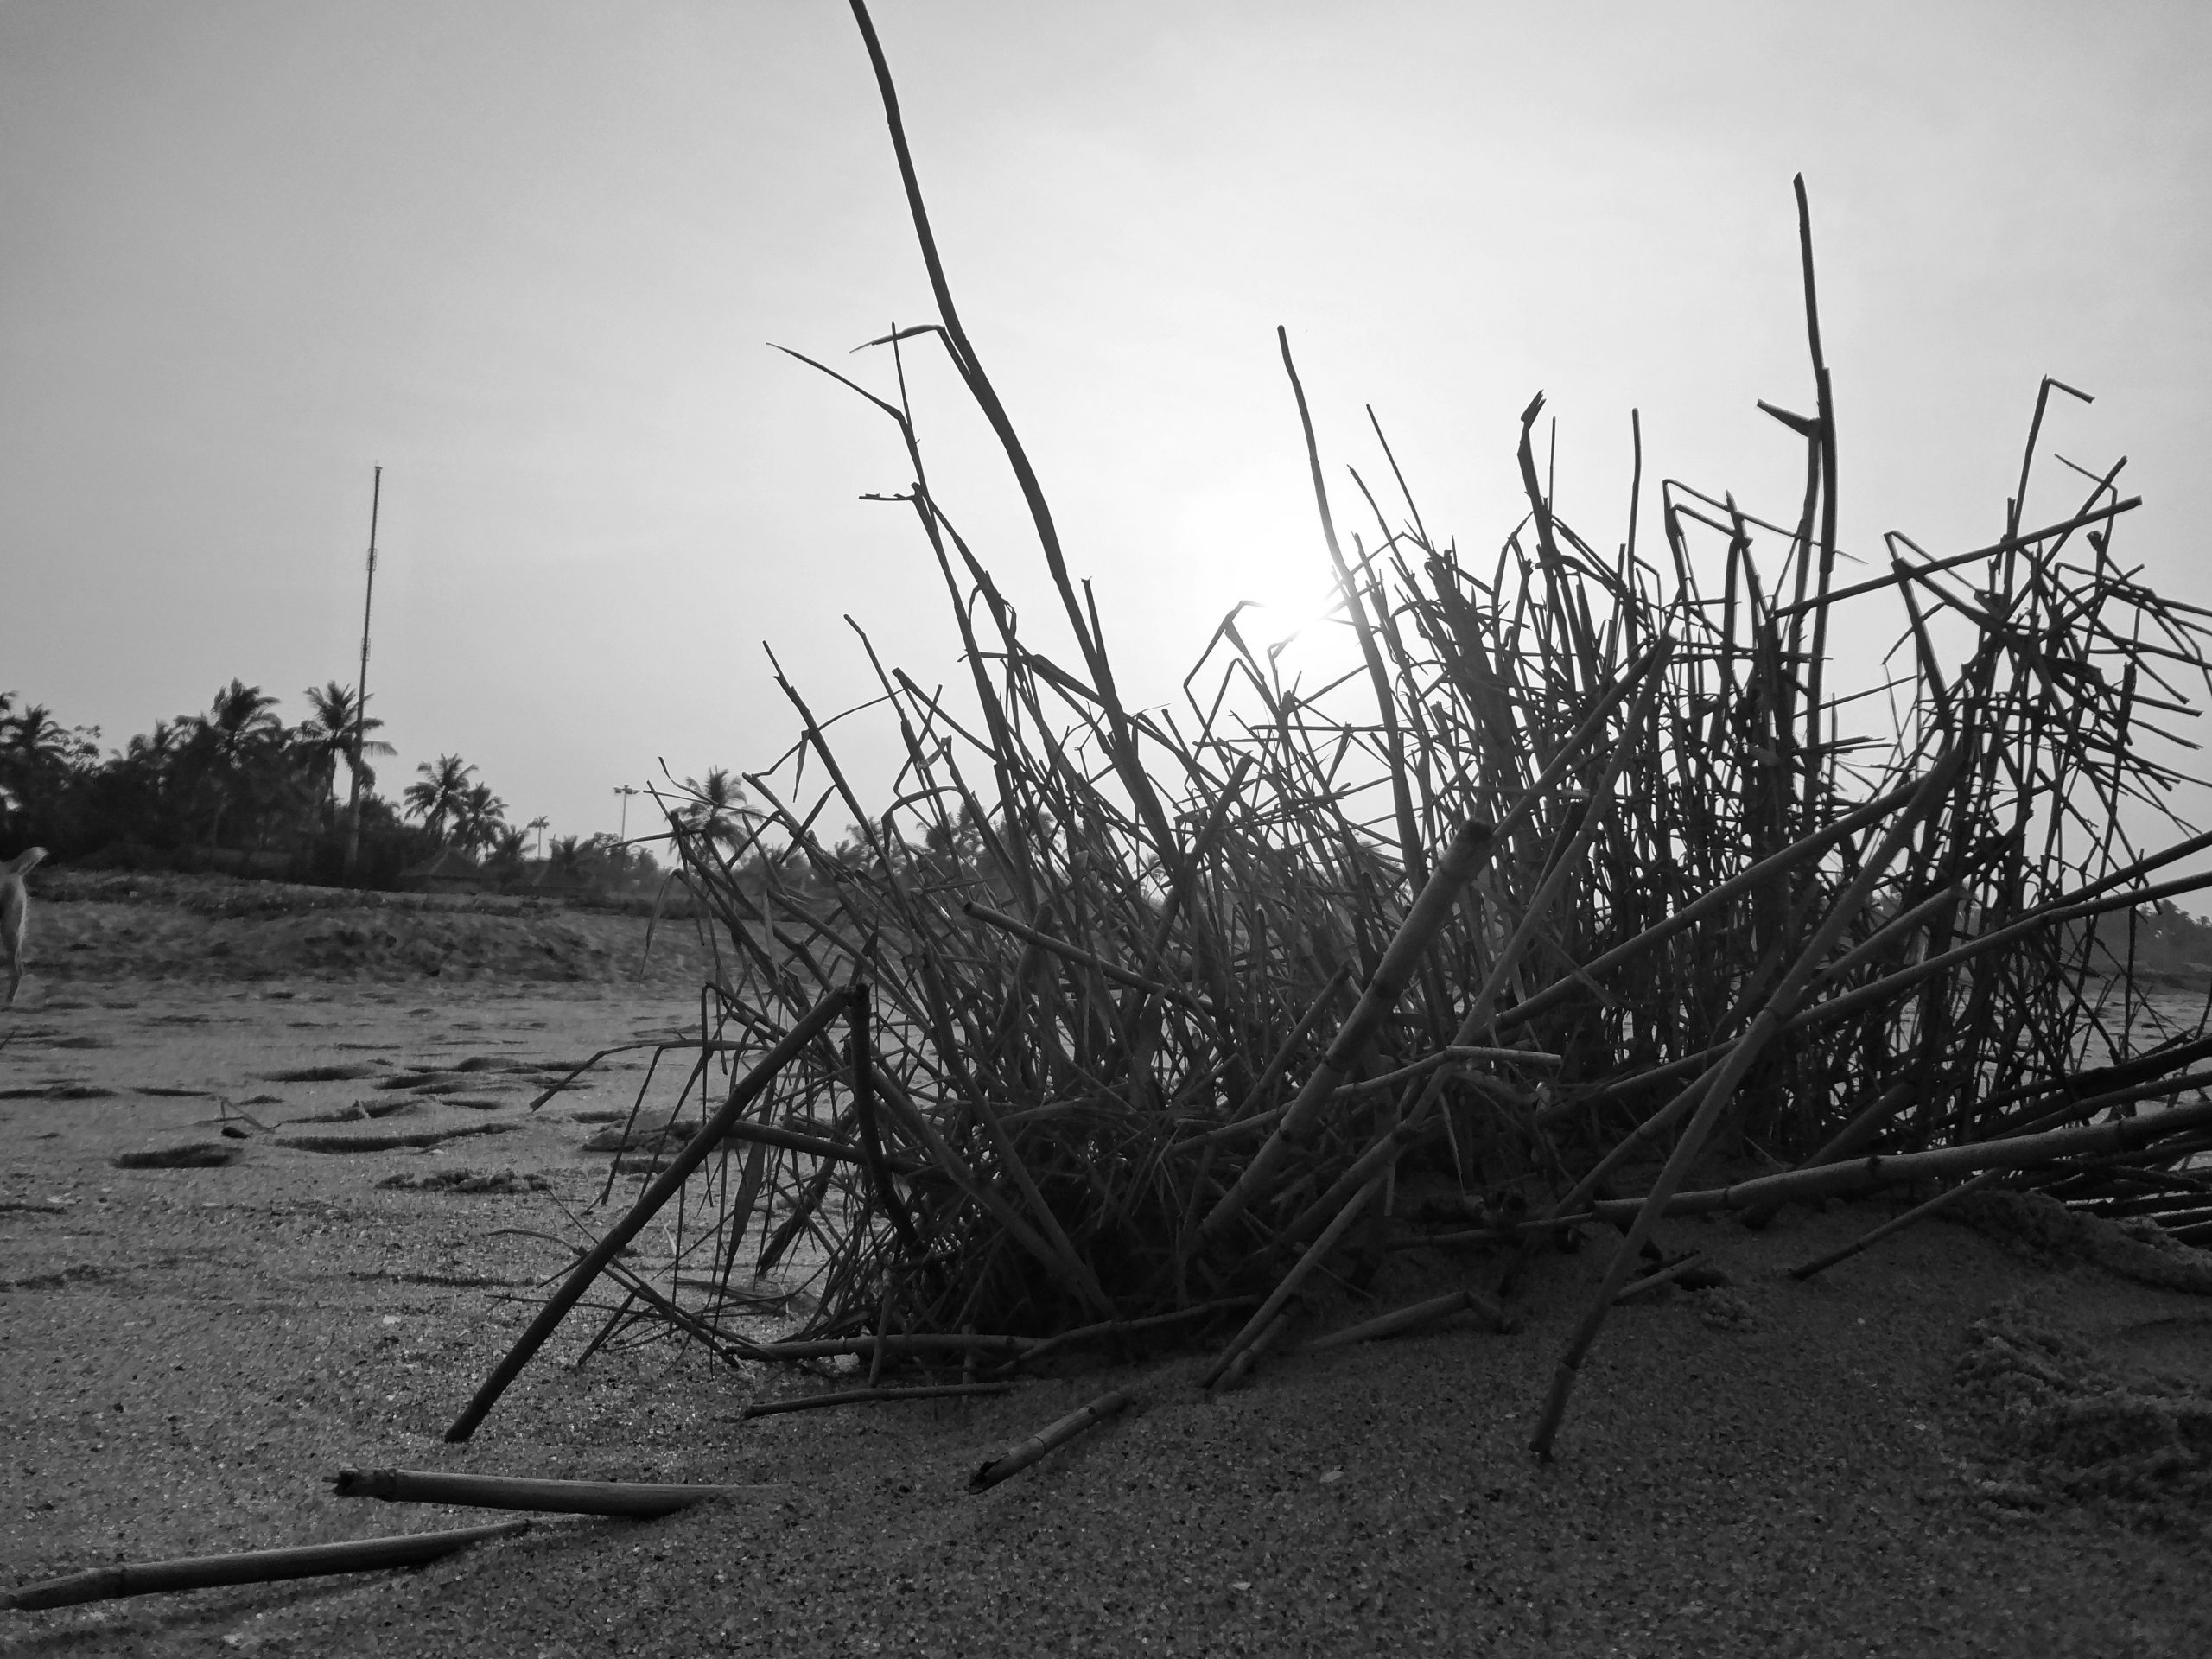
<box><xmin>0</xmin><ymin>680</ymin><xmax>646</xmax><ymax>891</ymax></box>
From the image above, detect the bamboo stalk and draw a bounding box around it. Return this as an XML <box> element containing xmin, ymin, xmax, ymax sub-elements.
<box><xmin>1196</xmin><ymin>825</ymin><xmax>1492</xmax><ymax>1244</ymax></box>
<box><xmin>743</xmin><ymin>1382</ymin><xmax>1015</xmax><ymax>1418</ymax></box>
<box><xmin>330</xmin><ymin>1469</ymin><xmax>777</xmax><ymax>1518</ymax></box>
<box><xmin>968</xmin><ymin>1387</ymin><xmax>1133</xmax><ymax>1492</ymax></box>
<box><xmin>4</xmin><ymin>1522</ymin><xmax>530</xmax><ymax>1611</ymax></box>
<box><xmin>1787</xmin><ymin>1169</ymin><xmax>2005</xmax><ymax>1281</ymax></box>
<box><xmin>1305</xmin><ymin>1285</ymin><xmax>1516</xmax><ymax>1351</ymax></box>
<box><xmin>1201</xmin><ymin>1173</ymin><xmax>1386</xmax><ymax>1388</ymax></box>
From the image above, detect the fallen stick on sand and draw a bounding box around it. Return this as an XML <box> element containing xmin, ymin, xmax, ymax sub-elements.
<box><xmin>3</xmin><ymin>1520</ymin><xmax>529</xmax><ymax>1611</ymax></box>
<box><xmin>278</xmin><ymin>1122</ymin><xmax>520</xmax><ymax>1154</ymax></box>
<box><xmin>1593</xmin><ymin>1096</ymin><xmax>2212</xmax><ymax>1222</ymax></box>
<box><xmin>742</xmin><ymin>1382</ymin><xmax>1014</xmax><ymax>1419</ymax></box>
<box><xmin>1612</xmin><ymin>1252</ymin><xmax>1711</xmax><ymax>1303</ymax></box>
<box><xmin>1305</xmin><ymin>1285</ymin><xmax>1516</xmax><ymax>1353</ymax></box>
<box><xmin>331</xmin><ymin>1468</ymin><xmax>778</xmax><ymax>1518</ymax></box>
<box><xmin>1787</xmin><ymin>1168</ymin><xmax>2005</xmax><ymax>1281</ymax></box>
<box><xmin>969</xmin><ymin>1387</ymin><xmax>1132</xmax><ymax>1492</ymax></box>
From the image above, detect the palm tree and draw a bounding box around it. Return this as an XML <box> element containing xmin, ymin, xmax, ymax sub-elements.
<box><xmin>453</xmin><ymin>781</ymin><xmax>508</xmax><ymax>854</ymax></box>
<box><xmin>2</xmin><ymin>702</ymin><xmax>79</xmax><ymax>771</ymax></box>
<box><xmin>0</xmin><ymin>700</ymin><xmax>79</xmax><ymax>819</ymax></box>
<box><xmin>299</xmin><ymin>683</ymin><xmax>394</xmax><ymax>806</ymax></box>
<box><xmin>404</xmin><ymin>753</ymin><xmax>476</xmax><ymax>844</ymax></box>
<box><xmin>676</xmin><ymin>766</ymin><xmax>754</xmax><ymax>848</ymax></box>
<box><xmin>179</xmin><ymin>681</ymin><xmax>284</xmax><ymax>849</ymax></box>
<box><xmin>524</xmin><ymin>815</ymin><xmax>550</xmax><ymax>857</ymax></box>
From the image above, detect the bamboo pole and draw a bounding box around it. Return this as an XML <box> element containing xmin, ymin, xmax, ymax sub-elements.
<box><xmin>1787</xmin><ymin>1169</ymin><xmax>2005</xmax><ymax>1281</ymax></box>
<box><xmin>1305</xmin><ymin>1285</ymin><xmax>1515</xmax><ymax>1352</ymax></box>
<box><xmin>4</xmin><ymin>1522</ymin><xmax>529</xmax><ymax>1611</ymax></box>
<box><xmin>743</xmin><ymin>1382</ymin><xmax>1014</xmax><ymax>1418</ymax></box>
<box><xmin>330</xmin><ymin>1469</ymin><xmax>777</xmax><ymax>1518</ymax></box>
<box><xmin>968</xmin><ymin>1388</ymin><xmax>1133</xmax><ymax>1492</ymax></box>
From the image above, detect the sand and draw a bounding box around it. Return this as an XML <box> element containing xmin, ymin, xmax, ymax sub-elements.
<box><xmin>4</xmin><ymin>887</ymin><xmax>2212</xmax><ymax>1656</ymax></box>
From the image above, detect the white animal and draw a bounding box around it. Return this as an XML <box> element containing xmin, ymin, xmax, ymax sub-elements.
<box><xmin>3</xmin><ymin>847</ymin><xmax>48</xmax><ymax>1007</ymax></box>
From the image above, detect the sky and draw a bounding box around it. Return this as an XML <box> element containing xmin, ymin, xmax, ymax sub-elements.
<box><xmin>3</xmin><ymin>0</ymin><xmax>2209</xmax><ymax>850</ymax></box>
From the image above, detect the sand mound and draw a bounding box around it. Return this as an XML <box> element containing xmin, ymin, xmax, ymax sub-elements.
<box><xmin>1954</xmin><ymin>1300</ymin><xmax>2212</xmax><ymax>1530</ymax></box>
<box><xmin>1952</xmin><ymin>1188</ymin><xmax>2212</xmax><ymax>1295</ymax></box>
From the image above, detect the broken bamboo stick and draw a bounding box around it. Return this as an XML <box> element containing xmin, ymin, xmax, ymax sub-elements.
<box><xmin>1787</xmin><ymin>1168</ymin><xmax>2005</xmax><ymax>1281</ymax></box>
<box><xmin>331</xmin><ymin>1468</ymin><xmax>778</xmax><ymax>1518</ymax></box>
<box><xmin>3</xmin><ymin>1521</ymin><xmax>529</xmax><ymax>1611</ymax></box>
<box><xmin>1305</xmin><ymin>1285</ymin><xmax>1516</xmax><ymax>1352</ymax></box>
<box><xmin>968</xmin><ymin>1387</ymin><xmax>1132</xmax><ymax>1492</ymax></box>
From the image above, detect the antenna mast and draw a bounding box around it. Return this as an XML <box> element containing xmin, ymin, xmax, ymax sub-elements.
<box><xmin>343</xmin><ymin>465</ymin><xmax>382</xmax><ymax>883</ymax></box>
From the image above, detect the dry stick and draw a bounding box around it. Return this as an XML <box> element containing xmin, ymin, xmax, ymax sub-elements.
<box><xmin>746</xmin><ymin>1332</ymin><xmax>1033</xmax><ymax>1363</ymax></box>
<box><xmin>1611</xmin><ymin>1253</ymin><xmax>1708</xmax><ymax>1304</ymax></box>
<box><xmin>1529</xmin><ymin>736</ymin><xmax>1968</xmax><ymax>1458</ymax></box>
<box><xmin>1171</xmin><ymin>962</ymin><xmax>1354</xmax><ymax>1155</ymax></box>
<box><xmin>1557</xmin><ymin>861</ymin><xmax>2212</xmax><ymax>1139</ymax></box>
<box><xmin>1211</xmin><ymin>1310</ymin><xmax>1295</xmax><ymax>1395</ymax></box>
<box><xmin>444</xmin><ymin>987</ymin><xmax>854</xmax><ymax>1443</ymax></box>
<box><xmin>1765</xmin><ymin>495</ymin><xmax>2142</xmax><ymax>623</ymax></box>
<box><xmin>3</xmin><ymin>1522</ymin><xmax>531</xmax><ymax>1612</ymax></box>
<box><xmin>962</xmin><ymin>900</ymin><xmax>1216</xmax><ymax>1014</ymax></box>
<box><xmin>969</xmin><ymin>1388</ymin><xmax>1133</xmax><ymax>1492</ymax></box>
<box><xmin>846</xmin><ymin>0</ymin><xmax>1179</xmax><ymax>866</ymax></box>
<box><xmin>1593</xmin><ymin>1095</ymin><xmax>2212</xmax><ymax>1221</ymax></box>
<box><xmin>1280</xmin><ymin>327</ymin><xmax>1426</xmax><ymax>888</ymax></box>
<box><xmin>848</xmin><ymin>981</ymin><xmax>933</xmax><ymax>1276</ymax></box>
<box><xmin>1297</xmin><ymin>645</ymin><xmax>1680</xmax><ymax>1257</ymax></box>
<box><xmin>1200</xmin><ymin>1173</ymin><xmax>1386</xmax><ymax>1389</ymax></box>
<box><xmin>1194</xmin><ymin>825</ymin><xmax>1491</xmax><ymax>1247</ymax></box>
<box><xmin>743</xmin><ymin>1382</ymin><xmax>1015</xmax><ymax>1419</ymax></box>
<box><xmin>1193</xmin><ymin>632</ymin><xmax>1674</xmax><ymax>1250</ymax></box>
<box><xmin>1740</xmin><ymin>1083</ymin><xmax>1914</xmax><ymax>1228</ymax></box>
<box><xmin>1001</xmin><ymin>1296</ymin><xmax>1263</xmax><ymax>1370</ymax></box>
<box><xmin>1332</xmin><ymin>1045</ymin><xmax>1564</xmax><ymax>1096</ymax></box>
<box><xmin>331</xmin><ymin>1469</ymin><xmax>777</xmax><ymax>1519</ymax></box>
<box><xmin>1304</xmin><ymin>1285</ymin><xmax>1515</xmax><ymax>1353</ymax></box>
<box><xmin>1787</xmin><ymin>1168</ymin><xmax>2006</xmax><ymax>1282</ymax></box>
<box><xmin>1498</xmin><ymin>777</ymin><xmax>1924</xmax><ymax>1049</ymax></box>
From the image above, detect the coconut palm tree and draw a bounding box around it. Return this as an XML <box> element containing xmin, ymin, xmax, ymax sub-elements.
<box><xmin>676</xmin><ymin>766</ymin><xmax>755</xmax><ymax>848</ymax></box>
<box><xmin>404</xmin><ymin>753</ymin><xmax>476</xmax><ymax>844</ymax></box>
<box><xmin>0</xmin><ymin>701</ymin><xmax>85</xmax><ymax>822</ymax></box>
<box><xmin>524</xmin><ymin>815</ymin><xmax>550</xmax><ymax>857</ymax></box>
<box><xmin>299</xmin><ymin>683</ymin><xmax>394</xmax><ymax>807</ymax></box>
<box><xmin>453</xmin><ymin>781</ymin><xmax>508</xmax><ymax>854</ymax></box>
<box><xmin>178</xmin><ymin>681</ymin><xmax>286</xmax><ymax>849</ymax></box>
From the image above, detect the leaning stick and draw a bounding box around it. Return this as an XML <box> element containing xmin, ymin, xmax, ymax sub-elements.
<box><xmin>743</xmin><ymin>1382</ymin><xmax>1014</xmax><ymax>1418</ymax></box>
<box><xmin>1209</xmin><ymin>1310</ymin><xmax>1294</xmax><ymax>1395</ymax></box>
<box><xmin>968</xmin><ymin>1388</ymin><xmax>1133</xmax><ymax>1492</ymax></box>
<box><xmin>1196</xmin><ymin>826</ymin><xmax>1492</xmax><ymax>1244</ymax></box>
<box><xmin>1529</xmin><ymin>736</ymin><xmax>1968</xmax><ymax>1458</ymax></box>
<box><xmin>3</xmin><ymin>1521</ymin><xmax>529</xmax><ymax>1611</ymax></box>
<box><xmin>1594</xmin><ymin>1096</ymin><xmax>2212</xmax><ymax>1220</ymax></box>
<box><xmin>1612</xmin><ymin>1253</ymin><xmax>1709</xmax><ymax>1304</ymax></box>
<box><xmin>1787</xmin><ymin>1169</ymin><xmax>2005</xmax><ymax>1282</ymax></box>
<box><xmin>444</xmin><ymin>986</ymin><xmax>854</xmax><ymax>1442</ymax></box>
<box><xmin>1201</xmin><ymin>1173</ymin><xmax>1386</xmax><ymax>1389</ymax></box>
<box><xmin>1305</xmin><ymin>1285</ymin><xmax>1515</xmax><ymax>1352</ymax></box>
<box><xmin>332</xmin><ymin>1468</ymin><xmax>779</xmax><ymax>1518</ymax></box>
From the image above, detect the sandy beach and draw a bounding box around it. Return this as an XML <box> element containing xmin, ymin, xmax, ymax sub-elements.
<box><xmin>4</xmin><ymin>885</ymin><xmax>2212</xmax><ymax>1656</ymax></box>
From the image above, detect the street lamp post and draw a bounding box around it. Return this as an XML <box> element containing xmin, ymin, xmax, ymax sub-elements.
<box><xmin>613</xmin><ymin>785</ymin><xmax>641</xmax><ymax>876</ymax></box>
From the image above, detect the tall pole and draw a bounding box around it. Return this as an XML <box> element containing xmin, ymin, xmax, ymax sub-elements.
<box><xmin>343</xmin><ymin>466</ymin><xmax>382</xmax><ymax>884</ymax></box>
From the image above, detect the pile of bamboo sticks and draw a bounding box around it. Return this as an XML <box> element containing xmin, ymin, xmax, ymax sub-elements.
<box><xmin>451</xmin><ymin>0</ymin><xmax>2212</xmax><ymax>1459</ymax></box>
